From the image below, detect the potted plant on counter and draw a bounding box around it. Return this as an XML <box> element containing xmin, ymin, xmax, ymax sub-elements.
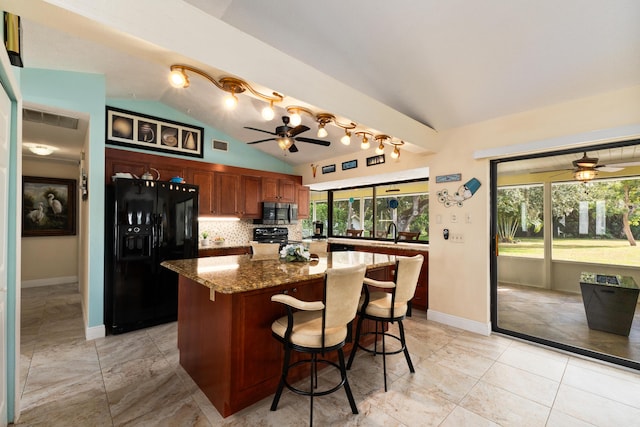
<box><xmin>200</xmin><ymin>231</ymin><xmax>210</xmax><ymax>247</ymax></box>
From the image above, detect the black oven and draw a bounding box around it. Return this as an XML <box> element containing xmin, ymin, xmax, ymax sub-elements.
<box><xmin>253</xmin><ymin>227</ymin><xmax>289</xmax><ymax>248</ymax></box>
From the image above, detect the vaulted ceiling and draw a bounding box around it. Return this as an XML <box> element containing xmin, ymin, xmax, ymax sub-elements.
<box><xmin>10</xmin><ymin>0</ymin><xmax>640</xmax><ymax>168</ymax></box>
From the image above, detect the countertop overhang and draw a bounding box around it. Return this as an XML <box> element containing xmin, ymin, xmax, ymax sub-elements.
<box><xmin>161</xmin><ymin>251</ymin><xmax>397</xmax><ymax>295</ymax></box>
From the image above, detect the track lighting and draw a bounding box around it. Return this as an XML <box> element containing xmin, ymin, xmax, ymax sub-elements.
<box><xmin>261</xmin><ymin>101</ymin><xmax>275</xmax><ymax>120</ymax></box>
<box><xmin>315</xmin><ymin>113</ymin><xmax>334</xmax><ymax>138</ymax></box>
<box><xmin>390</xmin><ymin>141</ymin><xmax>404</xmax><ymax>159</ymax></box>
<box><xmin>356</xmin><ymin>131</ymin><xmax>372</xmax><ymax>150</ymax></box>
<box><xmin>374</xmin><ymin>135</ymin><xmax>388</xmax><ymax>155</ymax></box>
<box><xmin>341</xmin><ymin>129</ymin><xmax>352</xmax><ymax>145</ymax></box>
<box><xmin>169</xmin><ymin>64</ymin><xmax>283</xmax><ymax>112</ymax></box>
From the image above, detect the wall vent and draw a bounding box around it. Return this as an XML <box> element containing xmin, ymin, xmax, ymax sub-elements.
<box><xmin>23</xmin><ymin>108</ymin><xmax>79</xmax><ymax>130</ymax></box>
<box><xmin>212</xmin><ymin>139</ymin><xmax>229</xmax><ymax>152</ymax></box>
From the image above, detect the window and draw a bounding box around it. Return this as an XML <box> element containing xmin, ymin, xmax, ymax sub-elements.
<box><xmin>329</xmin><ymin>180</ymin><xmax>429</xmax><ymax>242</ymax></box>
<box><xmin>552</xmin><ymin>178</ymin><xmax>640</xmax><ymax>266</ymax></box>
<box><xmin>301</xmin><ymin>191</ymin><xmax>328</xmax><ymax>236</ymax></box>
<box><xmin>496</xmin><ymin>184</ymin><xmax>544</xmax><ymax>258</ymax></box>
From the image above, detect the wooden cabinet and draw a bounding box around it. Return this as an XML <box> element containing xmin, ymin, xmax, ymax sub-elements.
<box><xmin>215</xmin><ymin>172</ymin><xmax>241</xmax><ymax>216</ymax></box>
<box><xmin>106</xmin><ymin>148</ymin><xmax>303</xmax><ymax>219</ymax></box>
<box><xmin>262</xmin><ymin>177</ymin><xmax>296</xmax><ymax>203</ymax></box>
<box><xmin>189</xmin><ymin>169</ymin><xmax>215</xmax><ymax>215</ymax></box>
<box><xmin>240</xmin><ymin>175</ymin><xmax>262</xmax><ymax>218</ymax></box>
<box><xmin>296</xmin><ymin>185</ymin><xmax>310</xmax><ymax>219</ymax></box>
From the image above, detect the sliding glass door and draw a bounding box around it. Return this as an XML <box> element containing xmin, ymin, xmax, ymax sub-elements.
<box><xmin>491</xmin><ymin>139</ymin><xmax>640</xmax><ymax>369</ymax></box>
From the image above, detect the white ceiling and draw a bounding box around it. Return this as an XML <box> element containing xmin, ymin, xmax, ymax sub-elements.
<box><xmin>12</xmin><ymin>0</ymin><xmax>640</xmax><ymax>172</ymax></box>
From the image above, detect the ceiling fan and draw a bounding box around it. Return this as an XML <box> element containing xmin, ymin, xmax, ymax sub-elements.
<box><xmin>529</xmin><ymin>152</ymin><xmax>640</xmax><ymax>180</ymax></box>
<box><xmin>245</xmin><ymin>116</ymin><xmax>331</xmax><ymax>152</ymax></box>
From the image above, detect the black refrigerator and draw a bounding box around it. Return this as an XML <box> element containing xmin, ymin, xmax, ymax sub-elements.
<box><xmin>105</xmin><ymin>179</ymin><xmax>199</xmax><ymax>334</ymax></box>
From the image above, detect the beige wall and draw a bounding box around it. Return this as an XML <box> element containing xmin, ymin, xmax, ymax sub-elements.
<box><xmin>22</xmin><ymin>158</ymin><xmax>79</xmax><ymax>285</ymax></box>
<box><xmin>427</xmin><ymin>85</ymin><xmax>640</xmax><ymax>333</ymax></box>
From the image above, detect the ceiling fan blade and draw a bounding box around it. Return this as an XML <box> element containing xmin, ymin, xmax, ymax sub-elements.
<box><xmin>247</xmin><ymin>138</ymin><xmax>276</xmax><ymax>144</ymax></box>
<box><xmin>596</xmin><ymin>166</ymin><xmax>624</xmax><ymax>172</ymax></box>
<box><xmin>244</xmin><ymin>126</ymin><xmax>276</xmax><ymax>136</ymax></box>
<box><xmin>288</xmin><ymin>125</ymin><xmax>309</xmax><ymax>137</ymax></box>
<box><xmin>288</xmin><ymin>144</ymin><xmax>299</xmax><ymax>153</ymax></box>
<box><xmin>295</xmin><ymin>136</ymin><xmax>331</xmax><ymax>146</ymax></box>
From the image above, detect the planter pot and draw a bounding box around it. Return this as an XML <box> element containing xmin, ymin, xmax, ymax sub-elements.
<box><xmin>200</xmin><ymin>239</ymin><xmax>210</xmax><ymax>247</ymax></box>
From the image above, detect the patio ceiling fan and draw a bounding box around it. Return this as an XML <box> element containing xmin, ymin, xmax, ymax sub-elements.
<box><xmin>531</xmin><ymin>152</ymin><xmax>640</xmax><ymax>182</ymax></box>
<box><xmin>244</xmin><ymin>116</ymin><xmax>330</xmax><ymax>153</ymax></box>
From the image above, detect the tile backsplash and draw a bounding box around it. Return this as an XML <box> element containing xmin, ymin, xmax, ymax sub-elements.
<box><xmin>198</xmin><ymin>219</ymin><xmax>302</xmax><ymax>246</ymax></box>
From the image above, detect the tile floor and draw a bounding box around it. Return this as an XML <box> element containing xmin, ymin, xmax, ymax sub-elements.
<box><xmin>13</xmin><ymin>283</ymin><xmax>640</xmax><ymax>426</ymax></box>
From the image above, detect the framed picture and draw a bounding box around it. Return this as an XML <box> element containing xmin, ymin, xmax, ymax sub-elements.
<box><xmin>22</xmin><ymin>176</ymin><xmax>76</xmax><ymax>237</ymax></box>
<box><xmin>435</xmin><ymin>173</ymin><xmax>462</xmax><ymax>183</ymax></box>
<box><xmin>106</xmin><ymin>106</ymin><xmax>204</xmax><ymax>158</ymax></box>
<box><xmin>322</xmin><ymin>164</ymin><xmax>336</xmax><ymax>174</ymax></box>
<box><xmin>342</xmin><ymin>159</ymin><xmax>358</xmax><ymax>170</ymax></box>
<box><xmin>366</xmin><ymin>154</ymin><xmax>385</xmax><ymax>166</ymax></box>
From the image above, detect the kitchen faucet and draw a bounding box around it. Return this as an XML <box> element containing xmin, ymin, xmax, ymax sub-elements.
<box><xmin>387</xmin><ymin>222</ymin><xmax>398</xmax><ymax>243</ymax></box>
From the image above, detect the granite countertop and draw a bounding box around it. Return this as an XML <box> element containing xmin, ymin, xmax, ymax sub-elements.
<box><xmin>327</xmin><ymin>237</ymin><xmax>429</xmax><ymax>251</ymax></box>
<box><xmin>161</xmin><ymin>251</ymin><xmax>397</xmax><ymax>295</ymax></box>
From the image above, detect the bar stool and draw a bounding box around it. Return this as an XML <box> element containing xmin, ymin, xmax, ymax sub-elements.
<box><xmin>270</xmin><ymin>264</ymin><xmax>367</xmax><ymax>426</ymax></box>
<box><xmin>347</xmin><ymin>254</ymin><xmax>424</xmax><ymax>391</ymax></box>
<box><xmin>249</xmin><ymin>241</ymin><xmax>280</xmax><ymax>256</ymax></box>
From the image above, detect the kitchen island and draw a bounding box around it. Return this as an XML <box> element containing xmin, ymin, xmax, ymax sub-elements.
<box><xmin>161</xmin><ymin>251</ymin><xmax>396</xmax><ymax>417</ymax></box>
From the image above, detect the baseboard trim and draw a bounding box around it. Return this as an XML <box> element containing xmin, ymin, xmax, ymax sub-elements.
<box><xmin>21</xmin><ymin>276</ymin><xmax>78</xmax><ymax>288</ymax></box>
<box><xmin>427</xmin><ymin>309</ymin><xmax>492</xmax><ymax>336</ymax></box>
<box><xmin>85</xmin><ymin>324</ymin><xmax>105</xmax><ymax>340</ymax></box>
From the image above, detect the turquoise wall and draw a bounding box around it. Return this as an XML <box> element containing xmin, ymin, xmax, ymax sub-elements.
<box><xmin>106</xmin><ymin>99</ymin><xmax>294</xmax><ymax>174</ymax></box>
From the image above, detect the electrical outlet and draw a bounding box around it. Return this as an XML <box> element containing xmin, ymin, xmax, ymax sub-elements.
<box><xmin>451</xmin><ymin>233</ymin><xmax>465</xmax><ymax>243</ymax></box>
<box><xmin>450</xmin><ymin>213</ymin><xmax>458</xmax><ymax>223</ymax></box>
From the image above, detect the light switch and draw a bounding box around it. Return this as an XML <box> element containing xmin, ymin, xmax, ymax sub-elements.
<box><xmin>466</xmin><ymin>213</ymin><xmax>472</xmax><ymax>223</ymax></box>
<box><xmin>450</xmin><ymin>213</ymin><xmax>457</xmax><ymax>223</ymax></box>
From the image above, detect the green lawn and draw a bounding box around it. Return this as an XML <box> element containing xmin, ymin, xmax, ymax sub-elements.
<box><xmin>499</xmin><ymin>237</ymin><xmax>640</xmax><ymax>266</ymax></box>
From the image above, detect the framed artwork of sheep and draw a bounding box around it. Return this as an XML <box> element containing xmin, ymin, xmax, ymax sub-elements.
<box><xmin>22</xmin><ymin>176</ymin><xmax>76</xmax><ymax>237</ymax></box>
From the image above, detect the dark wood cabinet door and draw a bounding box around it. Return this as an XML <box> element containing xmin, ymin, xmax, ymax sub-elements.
<box><xmin>241</xmin><ymin>175</ymin><xmax>262</xmax><ymax>218</ymax></box>
<box><xmin>262</xmin><ymin>177</ymin><xmax>296</xmax><ymax>202</ymax></box>
<box><xmin>190</xmin><ymin>169</ymin><xmax>215</xmax><ymax>215</ymax></box>
<box><xmin>215</xmin><ymin>172</ymin><xmax>240</xmax><ymax>215</ymax></box>
<box><xmin>261</xmin><ymin>177</ymin><xmax>279</xmax><ymax>202</ymax></box>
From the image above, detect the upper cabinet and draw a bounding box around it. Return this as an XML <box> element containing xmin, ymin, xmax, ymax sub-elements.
<box><xmin>105</xmin><ymin>148</ymin><xmax>301</xmax><ymax>219</ymax></box>
<box><xmin>262</xmin><ymin>177</ymin><xmax>296</xmax><ymax>203</ymax></box>
<box><xmin>189</xmin><ymin>168</ymin><xmax>215</xmax><ymax>215</ymax></box>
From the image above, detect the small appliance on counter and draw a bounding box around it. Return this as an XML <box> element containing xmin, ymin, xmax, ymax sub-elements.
<box><xmin>312</xmin><ymin>221</ymin><xmax>326</xmax><ymax>239</ymax></box>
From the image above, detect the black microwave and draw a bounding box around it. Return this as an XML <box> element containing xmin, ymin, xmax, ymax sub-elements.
<box><xmin>261</xmin><ymin>202</ymin><xmax>298</xmax><ymax>224</ymax></box>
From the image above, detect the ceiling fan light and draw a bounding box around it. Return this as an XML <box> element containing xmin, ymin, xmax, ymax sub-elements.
<box><xmin>289</xmin><ymin>112</ymin><xmax>302</xmax><ymax>126</ymax></box>
<box><xmin>261</xmin><ymin>102</ymin><xmax>275</xmax><ymax>120</ymax></box>
<box><xmin>169</xmin><ymin>69</ymin><xmax>189</xmax><ymax>88</ymax></box>
<box><xmin>340</xmin><ymin>131</ymin><xmax>351</xmax><ymax>145</ymax></box>
<box><xmin>375</xmin><ymin>142</ymin><xmax>385</xmax><ymax>155</ymax></box>
<box><xmin>277</xmin><ymin>137</ymin><xmax>293</xmax><ymax>150</ymax></box>
<box><xmin>224</xmin><ymin>93</ymin><xmax>238</xmax><ymax>109</ymax></box>
<box><xmin>317</xmin><ymin>124</ymin><xmax>328</xmax><ymax>138</ymax></box>
<box><xmin>574</xmin><ymin>168</ymin><xmax>596</xmax><ymax>182</ymax></box>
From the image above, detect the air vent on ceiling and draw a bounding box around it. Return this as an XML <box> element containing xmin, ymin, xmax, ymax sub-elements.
<box><xmin>23</xmin><ymin>108</ymin><xmax>79</xmax><ymax>130</ymax></box>
<box><xmin>212</xmin><ymin>139</ymin><xmax>228</xmax><ymax>152</ymax></box>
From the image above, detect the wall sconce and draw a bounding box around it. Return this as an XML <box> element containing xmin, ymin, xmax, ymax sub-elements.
<box><xmin>169</xmin><ymin>64</ymin><xmax>283</xmax><ymax>116</ymax></box>
<box><xmin>390</xmin><ymin>141</ymin><xmax>404</xmax><ymax>159</ymax></box>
